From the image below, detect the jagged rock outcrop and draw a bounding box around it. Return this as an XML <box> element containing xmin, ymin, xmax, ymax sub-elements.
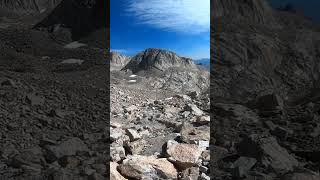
<box><xmin>34</xmin><ymin>0</ymin><xmax>107</xmax><ymax>40</ymax></box>
<box><xmin>211</xmin><ymin>1</ymin><xmax>320</xmax><ymax>179</ymax></box>
<box><xmin>110</xmin><ymin>52</ymin><xmax>130</xmax><ymax>71</ymax></box>
<box><xmin>211</xmin><ymin>0</ymin><xmax>275</xmax><ymax>25</ymax></box>
<box><xmin>123</xmin><ymin>48</ymin><xmax>196</xmax><ymax>73</ymax></box>
<box><xmin>211</xmin><ymin>0</ymin><xmax>320</xmax><ymax>103</ymax></box>
<box><xmin>0</xmin><ymin>0</ymin><xmax>61</xmax><ymax>15</ymax></box>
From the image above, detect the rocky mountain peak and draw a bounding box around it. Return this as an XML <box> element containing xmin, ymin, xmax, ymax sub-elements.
<box><xmin>110</xmin><ymin>51</ymin><xmax>130</xmax><ymax>71</ymax></box>
<box><xmin>123</xmin><ymin>48</ymin><xmax>196</xmax><ymax>73</ymax></box>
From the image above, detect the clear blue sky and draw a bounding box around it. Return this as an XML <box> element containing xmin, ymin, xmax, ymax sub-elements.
<box><xmin>110</xmin><ymin>0</ymin><xmax>210</xmax><ymax>60</ymax></box>
<box><xmin>268</xmin><ymin>0</ymin><xmax>320</xmax><ymax>23</ymax></box>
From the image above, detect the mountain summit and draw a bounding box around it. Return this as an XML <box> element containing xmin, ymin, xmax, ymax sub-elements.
<box><xmin>122</xmin><ymin>48</ymin><xmax>196</xmax><ymax>73</ymax></box>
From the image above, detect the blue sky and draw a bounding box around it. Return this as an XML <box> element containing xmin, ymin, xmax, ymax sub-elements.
<box><xmin>268</xmin><ymin>0</ymin><xmax>320</xmax><ymax>22</ymax></box>
<box><xmin>111</xmin><ymin>0</ymin><xmax>210</xmax><ymax>60</ymax></box>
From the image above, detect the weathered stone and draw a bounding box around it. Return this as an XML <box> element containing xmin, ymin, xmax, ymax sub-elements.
<box><xmin>110</xmin><ymin>162</ymin><xmax>127</xmax><ymax>180</ymax></box>
<box><xmin>180</xmin><ymin>124</ymin><xmax>210</xmax><ymax>144</ymax></box>
<box><xmin>282</xmin><ymin>171</ymin><xmax>320</xmax><ymax>180</ymax></box>
<box><xmin>125</xmin><ymin>128</ymin><xmax>141</xmax><ymax>141</ymax></box>
<box><xmin>58</xmin><ymin>156</ymin><xmax>80</xmax><ymax>168</ymax></box>
<box><xmin>238</xmin><ymin>135</ymin><xmax>298</xmax><ymax>173</ymax></box>
<box><xmin>230</xmin><ymin>156</ymin><xmax>257</xmax><ymax>178</ymax></box>
<box><xmin>196</xmin><ymin>115</ymin><xmax>210</xmax><ymax>125</ymax></box>
<box><xmin>25</xmin><ymin>93</ymin><xmax>45</xmax><ymax>106</ymax></box>
<box><xmin>166</xmin><ymin>141</ymin><xmax>202</xmax><ymax>169</ymax></box>
<box><xmin>45</xmin><ymin>138</ymin><xmax>89</xmax><ymax>161</ymax></box>
<box><xmin>110</xmin><ymin>128</ymin><xmax>126</xmax><ymax>142</ymax></box>
<box><xmin>11</xmin><ymin>146</ymin><xmax>44</xmax><ymax>169</ymax></box>
<box><xmin>119</xmin><ymin>155</ymin><xmax>177</xmax><ymax>179</ymax></box>
<box><xmin>110</xmin><ymin>146</ymin><xmax>126</xmax><ymax>162</ymax></box>
<box><xmin>124</xmin><ymin>105</ymin><xmax>138</xmax><ymax>113</ymax></box>
<box><xmin>255</xmin><ymin>93</ymin><xmax>284</xmax><ymax>111</ymax></box>
<box><xmin>210</xmin><ymin>146</ymin><xmax>228</xmax><ymax>164</ymax></box>
<box><xmin>181</xmin><ymin>167</ymin><xmax>199</xmax><ymax>180</ymax></box>
<box><xmin>200</xmin><ymin>173</ymin><xmax>210</xmax><ymax>180</ymax></box>
<box><xmin>186</xmin><ymin>104</ymin><xmax>204</xmax><ymax>116</ymax></box>
<box><xmin>126</xmin><ymin>139</ymin><xmax>147</xmax><ymax>155</ymax></box>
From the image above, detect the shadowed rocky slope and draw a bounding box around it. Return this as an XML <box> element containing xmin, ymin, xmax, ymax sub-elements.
<box><xmin>0</xmin><ymin>0</ymin><xmax>109</xmax><ymax>179</ymax></box>
<box><xmin>211</xmin><ymin>0</ymin><xmax>320</xmax><ymax>179</ymax></box>
<box><xmin>0</xmin><ymin>0</ymin><xmax>61</xmax><ymax>15</ymax></box>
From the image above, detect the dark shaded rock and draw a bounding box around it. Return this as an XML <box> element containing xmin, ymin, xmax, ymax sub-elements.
<box><xmin>58</xmin><ymin>156</ymin><xmax>80</xmax><ymax>168</ymax></box>
<box><xmin>210</xmin><ymin>145</ymin><xmax>228</xmax><ymax>164</ymax></box>
<box><xmin>88</xmin><ymin>173</ymin><xmax>104</xmax><ymax>180</ymax></box>
<box><xmin>10</xmin><ymin>146</ymin><xmax>45</xmax><ymax>169</ymax></box>
<box><xmin>282</xmin><ymin>171</ymin><xmax>320</xmax><ymax>180</ymax></box>
<box><xmin>181</xmin><ymin>167</ymin><xmax>199</xmax><ymax>180</ymax></box>
<box><xmin>237</xmin><ymin>135</ymin><xmax>298</xmax><ymax>173</ymax></box>
<box><xmin>293</xmin><ymin>150</ymin><xmax>320</xmax><ymax>162</ymax></box>
<box><xmin>254</xmin><ymin>93</ymin><xmax>284</xmax><ymax>112</ymax></box>
<box><xmin>230</xmin><ymin>156</ymin><xmax>257</xmax><ymax>178</ymax></box>
<box><xmin>45</xmin><ymin>137</ymin><xmax>89</xmax><ymax>162</ymax></box>
<box><xmin>25</xmin><ymin>93</ymin><xmax>45</xmax><ymax>106</ymax></box>
<box><xmin>271</xmin><ymin>126</ymin><xmax>293</xmax><ymax>140</ymax></box>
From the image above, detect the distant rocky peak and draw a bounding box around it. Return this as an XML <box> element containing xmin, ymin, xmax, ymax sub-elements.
<box><xmin>110</xmin><ymin>51</ymin><xmax>130</xmax><ymax>71</ymax></box>
<box><xmin>123</xmin><ymin>48</ymin><xmax>196</xmax><ymax>73</ymax></box>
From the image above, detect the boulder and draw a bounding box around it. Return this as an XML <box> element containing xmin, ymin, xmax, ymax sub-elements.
<box><xmin>166</xmin><ymin>140</ymin><xmax>202</xmax><ymax>170</ymax></box>
<box><xmin>110</xmin><ymin>162</ymin><xmax>127</xmax><ymax>180</ymax></box>
<box><xmin>45</xmin><ymin>137</ymin><xmax>89</xmax><ymax>161</ymax></box>
<box><xmin>238</xmin><ymin>135</ymin><xmax>298</xmax><ymax>173</ymax></box>
<box><xmin>119</xmin><ymin>155</ymin><xmax>177</xmax><ymax>179</ymax></box>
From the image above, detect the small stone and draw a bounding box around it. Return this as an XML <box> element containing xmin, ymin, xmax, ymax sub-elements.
<box><xmin>25</xmin><ymin>93</ymin><xmax>45</xmax><ymax>106</ymax></box>
<box><xmin>196</xmin><ymin>116</ymin><xmax>210</xmax><ymax>125</ymax></box>
<box><xmin>110</xmin><ymin>162</ymin><xmax>127</xmax><ymax>180</ymax></box>
<box><xmin>124</xmin><ymin>105</ymin><xmax>138</xmax><ymax>113</ymax></box>
<box><xmin>199</xmin><ymin>166</ymin><xmax>208</xmax><ymax>173</ymax></box>
<box><xmin>181</xmin><ymin>167</ymin><xmax>199</xmax><ymax>180</ymax></box>
<box><xmin>91</xmin><ymin>164</ymin><xmax>107</xmax><ymax>174</ymax></box>
<box><xmin>126</xmin><ymin>129</ymin><xmax>141</xmax><ymax>141</ymax></box>
<box><xmin>126</xmin><ymin>139</ymin><xmax>147</xmax><ymax>155</ymax></box>
<box><xmin>264</xmin><ymin>121</ymin><xmax>276</xmax><ymax>131</ymax></box>
<box><xmin>88</xmin><ymin>173</ymin><xmax>104</xmax><ymax>180</ymax></box>
<box><xmin>271</xmin><ymin>126</ymin><xmax>293</xmax><ymax>139</ymax></box>
<box><xmin>230</xmin><ymin>156</ymin><xmax>257</xmax><ymax>178</ymax></box>
<box><xmin>45</xmin><ymin>138</ymin><xmax>89</xmax><ymax>161</ymax></box>
<box><xmin>110</xmin><ymin>128</ymin><xmax>125</xmax><ymax>142</ymax></box>
<box><xmin>110</xmin><ymin>146</ymin><xmax>126</xmax><ymax>162</ymax></box>
<box><xmin>58</xmin><ymin>156</ymin><xmax>80</xmax><ymax>168</ymax></box>
<box><xmin>187</xmin><ymin>104</ymin><xmax>204</xmax><ymax>116</ymax></box>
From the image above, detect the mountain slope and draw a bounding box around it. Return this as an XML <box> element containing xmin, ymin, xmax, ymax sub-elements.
<box><xmin>110</xmin><ymin>52</ymin><xmax>130</xmax><ymax>71</ymax></box>
<box><xmin>123</xmin><ymin>48</ymin><xmax>196</xmax><ymax>74</ymax></box>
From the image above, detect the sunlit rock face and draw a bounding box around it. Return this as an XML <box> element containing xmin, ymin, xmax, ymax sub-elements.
<box><xmin>123</xmin><ymin>48</ymin><xmax>196</xmax><ymax>73</ymax></box>
<box><xmin>110</xmin><ymin>52</ymin><xmax>130</xmax><ymax>71</ymax></box>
